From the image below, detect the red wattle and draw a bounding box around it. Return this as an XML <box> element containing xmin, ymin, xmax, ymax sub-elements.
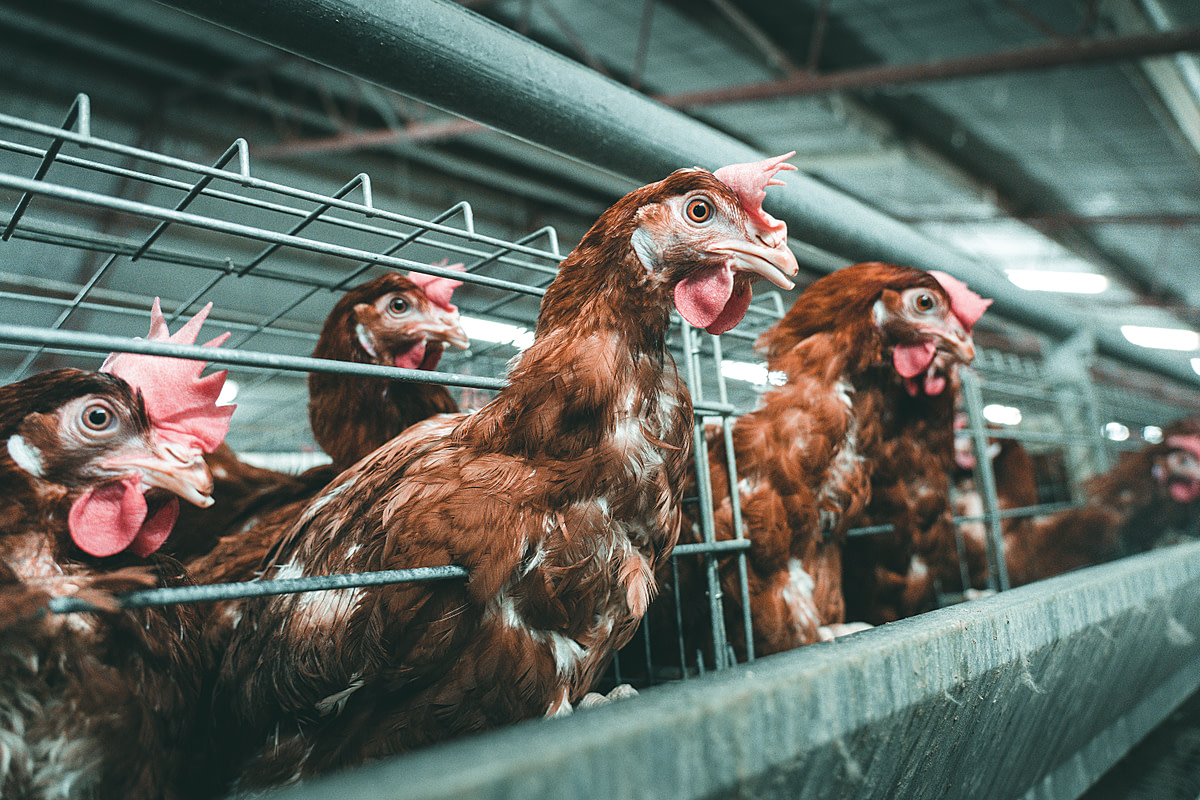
<box><xmin>393</xmin><ymin>340</ymin><xmax>428</xmax><ymax>371</ymax></box>
<box><xmin>893</xmin><ymin>340</ymin><xmax>936</xmax><ymax>379</ymax></box>
<box><xmin>68</xmin><ymin>476</ymin><xmax>147</xmax><ymax>557</ymax></box>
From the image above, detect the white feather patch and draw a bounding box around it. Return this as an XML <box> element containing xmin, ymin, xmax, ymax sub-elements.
<box><xmin>7</xmin><ymin>435</ymin><xmax>44</xmax><ymax>478</ymax></box>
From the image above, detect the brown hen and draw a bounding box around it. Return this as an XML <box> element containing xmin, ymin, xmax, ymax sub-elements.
<box><xmin>206</xmin><ymin>155</ymin><xmax>799</xmax><ymax>791</ymax></box>
<box><xmin>0</xmin><ymin>302</ymin><xmax>232</xmax><ymax>800</ymax></box>
<box><xmin>676</xmin><ymin>262</ymin><xmax>986</xmax><ymax>662</ymax></box>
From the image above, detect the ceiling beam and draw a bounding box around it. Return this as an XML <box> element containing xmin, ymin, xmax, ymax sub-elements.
<box><xmin>657</xmin><ymin>27</ymin><xmax>1200</xmax><ymax>108</ymax></box>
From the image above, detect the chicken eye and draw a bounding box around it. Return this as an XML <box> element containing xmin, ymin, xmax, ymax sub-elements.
<box><xmin>81</xmin><ymin>403</ymin><xmax>114</xmax><ymax>432</ymax></box>
<box><xmin>387</xmin><ymin>296</ymin><xmax>409</xmax><ymax>315</ymax></box>
<box><xmin>914</xmin><ymin>292</ymin><xmax>935</xmax><ymax>312</ymax></box>
<box><xmin>685</xmin><ymin>197</ymin><xmax>713</xmax><ymax>224</ymax></box>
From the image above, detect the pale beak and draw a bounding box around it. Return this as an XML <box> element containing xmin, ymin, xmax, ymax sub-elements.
<box><xmin>926</xmin><ymin>320</ymin><xmax>976</xmax><ymax>365</ymax></box>
<box><xmin>713</xmin><ymin>238</ymin><xmax>799</xmax><ymax>291</ymax></box>
<box><xmin>105</xmin><ymin>440</ymin><xmax>215</xmax><ymax>508</ymax></box>
<box><xmin>420</xmin><ymin>307</ymin><xmax>471</xmax><ymax>351</ymax></box>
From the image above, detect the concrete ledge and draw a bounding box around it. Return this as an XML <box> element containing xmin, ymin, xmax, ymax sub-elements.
<box><xmin>260</xmin><ymin>541</ymin><xmax>1200</xmax><ymax>800</ymax></box>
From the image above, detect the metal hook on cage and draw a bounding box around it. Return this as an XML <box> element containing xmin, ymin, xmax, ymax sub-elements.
<box><xmin>132</xmin><ymin>139</ymin><xmax>252</xmax><ymax>262</ymax></box>
<box><xmin>237</xmin><ymin>171</ymin><xmax>375</xmax><ymax>278</ymax></box>
<box><xmin>2</xmin><ymin>93</ymin><xmax>91</xmax><ymax>242</ymax></box>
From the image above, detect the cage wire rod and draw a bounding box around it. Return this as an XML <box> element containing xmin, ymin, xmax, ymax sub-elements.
<box><xmin>0</xmin><ymin>138</ymin><xmax>559</xmax><ymax>280</ymax></box>
<box><xmin>1</xmin><ymin>94</ymin><xmax>88</xmax><ymax>242</ymax></box>
<box><xmin>970</xmin><ymin>377</ymin><xmax>1057</xmax><ymax>400</ymax></box>
<box><xmin>0</xmin><ymin>324</ymin><xmax>506</xmax><ymax>390</ymax></box>
<box><xmin>0</xmin><ymin>103</ymin><xmax>564</xmax><ymax>266</ymax></box>
<box><xmin>175</xmin><ymin>173</ymin><xmax>377</xmax><ymax>333</ymax></box>
<box><xmin>7</xmin><ymin>252</ymin><xmax>124</xmax><ymax>383</ymax></box>
<box><xmin>711</xmin><ymin>332</ymin><xmax>754</xmax><ymax>662</ymax></box>
<box><xmin>0</xmin><ymin>292</ymin><xmax>318</xmax><ymax>344</ymax></box>
<box><xmin>47</xmin><ymin>565</ymin><xmax>469</xmax><ymax>615</ymax></box>
<box><xmin>670</xmin><ymin>556</ymin><xmax>688</xmax><ymax>680</ymax></box>
<box><xmin>462</xmin><ymin>225</ymin><xmax>563</xmax><ymax>279</ymax></box>
<box><xmin>672</xmin><ymin>540</ymin><xmax>752</xmax><ymax>556</ymax></box>
<box><xmin>7</xmin><ymin>142</ymin><xmax>259</xmax><ymax>382</ymax></box>
<box><xmin>680</xmin><ymin>319</ymin><xmax>731</xmax><ymax>671</ymax></box>
<box><xmin>132</xmin><ymin>139</ymin><xmax>251</xmax><ymax>261</ymax></box>
<box><xmin>223</xmin><ymin>202</ymin><xmax>480</xmax><ymax>352</ymax></box>
<box><xmin>239</xmin><ymin>172</ymin><xmax>374</xmax><ymax>278</ymax></box>
<box><xmin>0</xmin><ymin>174</ymin><xmax>545</xmax><ymax>298</ymax></box>
<box><xmin>0</xmin><ymin>322</ymin><xmax>748</xmax><ymax>415</ymax></box>
<box><xmin>960</xmin><ymin>368</ymin><xmax>1010</xmax><ymax>591</ymax></box>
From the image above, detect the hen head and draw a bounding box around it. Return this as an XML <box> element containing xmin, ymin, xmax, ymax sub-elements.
<box><xmin>4</xmin><ymin>370</ymin><xmax>218</xmax><ymax>558</ymax></box>
<box><xmin>4</xmin><ymin>298</ymin><xmax>234</xmax><ymax>558</ymax></box>
<box><xmin>760</xmin><ymin>262</ymin><xmax>990</xmax><ymax>396</ymax></box>
<box><xmin>1152</xmin><ymin>422</ymin><xmax>1200</xmax><ymax>503</ymax></box>
<box><xmin>316</xmin><ymin>269</ymin><xmax>470</xmax><ymax>370</ymax></box>
<box><xmin>543</xmin><ymin>153</ymin><xmax>799</xmax><ymax>336</ymax></box>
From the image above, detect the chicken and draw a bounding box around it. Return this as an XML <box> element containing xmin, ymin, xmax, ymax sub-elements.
<box><xmin>1005</xmin><ymin>417</ymin><xmax>1200</xmax><ymax>585</ymax></box>
<box><xmin>205</xmin><ymin>154</ymin><xmax>799</xmax><ymax>791</ymax></box>
<box><xmin>169</xmin><ymin>269</ymin><xmax>471</xmax><ymax>563</ymax></box>
<box><xmin>675</xmin><ymin>263</ymin><xmax>987</xmax><ymax>661</ymax></box>
<box><xmin>0</xmin><ymin>302</ymin><xmax>232</xmax><ymax>800</ymax></box>
<box><xmin>309</xmin><ymin>267</ymin><xmax>470</xmax><ymax>472</ymax></box>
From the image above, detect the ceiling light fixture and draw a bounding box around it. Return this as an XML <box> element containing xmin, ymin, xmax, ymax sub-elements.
<box><xmin>1120</xmin><ymin>325</ymin><xmax>1200</xmax><ymax>351</ymax></box>
<box><xmin>1104</xmin><ymin>422</ymin><xmax>1131</xmax><ymax>442</ymax></box>
<box><xmin>217</xmin><ymin>378</ymin><xmax>239</xmax><ymax>406</ymax></box>
<box><xmin>720</xmin><ymin>360</ymin><xmax>787</xmax><ymax>386</ymax></box>
<box><xmin>460</xmin><ymin>315</ymin><xmax>534</xmax><ymax>350</ymax></box>
<box><xmin>1005</xmin><ymin>270</ymin><xmax>1108</xmax><ymax>294</ymax></box>
<box><xmin>982</xmin><ymin>404</ymin><xmax>1022</xmax><ymax>426</ymax></box>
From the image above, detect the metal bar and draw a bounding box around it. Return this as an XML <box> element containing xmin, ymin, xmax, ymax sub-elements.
<box><xmin>960</xmin><ymin>369</ymin><xmax>1011</xmax><ymax>591</ymax></box>
<box><xmin>0</xmin><ymin>174</ymin><xmax>545</xmax><ymax>298</ymax></box>
<box><xmin>131</xmin><ymin>138</ymin><xmax>251</xmax><ymax>261</ymax></box>
<box><xmin>711</xmin><ymin>333</ymin><xmax>754</xmax><ymax>662</ymax></box>
<box><xmin>152</xmin><ymin>0</ymin><xmax>1200</xmax><ymax>388</ymax></box>
<box><xmin>658</xmin><ymin>28</ymin><xmax>1200</xmax><ymax>107</ymax></box>
<box><xmin>266</xmin><ymin>543</ymin><xmax>1200</xmax><ymax>800</ymax></box>
<box><xmin>0</xmin><ymin>113</ymin><xmax>562</xmax><ymax>266</ymax></box>
<box><xmin>254</xmin><ymin>117</ymin><xmax>485</xmax><ymax>157</ymax></box>
<box><xmin>47</xmin><ymin>565</ymin><xmax>468</xmax><ymax>614</ymax></box>
<box><xmin>0</xmin><ymin>139</ymin><xmax>555</xmax><ymax>278</ymax></box>
<box><xmin>1</xmin><ymin>93</ymin><xmax>88</xmax><ymax>241</ymax></box>
<box><xmin>0</xmin><ymin>324</ymin><xmax>506</xmax><ymax>390</ymax></box>
<box><xmin>679</xmin><ymin>321</ymin><xmax>730</xmax><ymax>671</ymax></box>
<box><xmin>671</xmin><ymin>540</ymin><xmax>752</xmax><ymax>556</ymax></box>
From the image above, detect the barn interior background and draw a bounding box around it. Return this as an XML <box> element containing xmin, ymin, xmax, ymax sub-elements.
<box><xmin>2</xmin><ymin>0</ymin><xmax>1200</xmax><ymax>797</ymax></box>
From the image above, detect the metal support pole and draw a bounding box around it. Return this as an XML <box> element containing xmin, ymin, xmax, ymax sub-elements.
<box><xmin>960</xmin><ymin>368</ymin><xmax>1011</xmax><ymax>591</ymax></box>
<box><xmin>679</xmin><ymin>321</ymin><xmax>730</xmax><ymax>671</ymax></box>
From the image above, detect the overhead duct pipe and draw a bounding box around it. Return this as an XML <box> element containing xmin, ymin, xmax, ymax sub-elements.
<box><xmin>154</xmin><ymin>0</ymin><xmax>1200</xmax><ymax>386</ymax></box>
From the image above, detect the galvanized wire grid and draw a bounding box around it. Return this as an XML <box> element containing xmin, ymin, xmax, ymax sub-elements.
<box><xmin>0</xmin><ymin>95</ymin><xmax>1194</xmax><ymax>685</ymax></box>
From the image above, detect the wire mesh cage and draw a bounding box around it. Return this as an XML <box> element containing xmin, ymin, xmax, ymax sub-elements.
<box><xmin>4</xmin><ymin>92</ymin><xmax>1200</xmax><ymax>800</ymax></box>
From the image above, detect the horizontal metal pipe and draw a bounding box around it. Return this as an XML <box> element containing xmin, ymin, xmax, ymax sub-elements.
<box><xmin>153</xmin><ymin>0</ymin><xmax>1200</xmax><ymax>388</ymax></box>
<box><xmin>0</xmin><ymin>324</ymin><xmax>739</xmax><ymax>415</ymax></box>
<box><xmin>0</xmin><ymin>324</ymin><xmax>507</xmax><ymax>390</ymax></box>
<box><xmin>266</xmin><ymin>543</ymin><xmax>1200</xmax><ymax>800</ymax></box>
<box><xmin>659</xmin><ymin>28</ymin><xmax>1200</xmax><ymax>107</ymax></box>
<box><xmin>48</xmin><ymin>566</ymin><xmax>469</xmax><ymax>614</ymax></box>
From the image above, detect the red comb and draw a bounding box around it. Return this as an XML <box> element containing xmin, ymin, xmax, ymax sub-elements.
<box><xmin>408</xmin><ymin>261</ymin><xmax>465</xmax><ymax>313</ymax></box>
<box><xmin>929</xmin><ymin>271</ymin><xmax>992</xmax><ymax>331</ymax></box>
<box><xmin>713</xmin><ymin>152</ymin><xmax>797</xmax><ymax>239</ymax></box>
<box><xmin>100</xmin><ymin>298</ymin><xmax>234</xmax><ymax>453</ymax></box>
